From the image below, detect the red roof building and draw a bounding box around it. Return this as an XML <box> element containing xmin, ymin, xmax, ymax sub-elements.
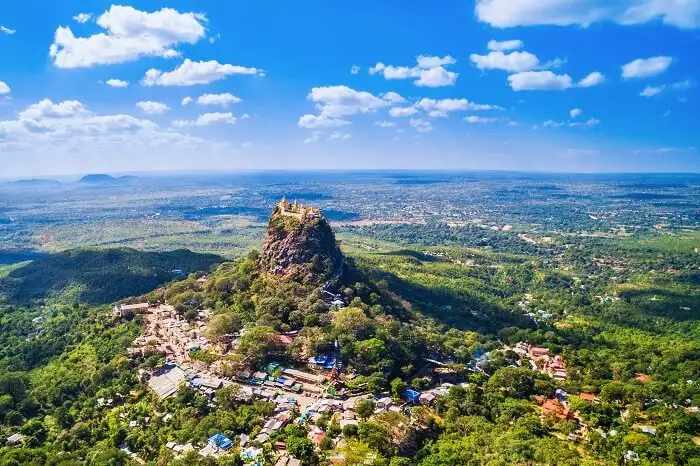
<box><xmin>311</xmin><ymin>432</ymin><xmax>326</xmax><ymax>446</ymax></box>
<box><xmin>530</xmin><ymin>347</ymin><xmax>550</xmax><ymax>359</ymax></box>
<box><xmin>541</xmin><ymin>398</ymin><xmax>573</xmax><ymax>420</ymax></box>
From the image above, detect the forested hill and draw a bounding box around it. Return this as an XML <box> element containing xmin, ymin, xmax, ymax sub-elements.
<box><xmin>0</xmin><ymin>248</ymin><xmax>223</xmax><ymax>306</ymax></box>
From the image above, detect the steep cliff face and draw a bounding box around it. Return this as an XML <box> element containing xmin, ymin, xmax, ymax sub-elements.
<box><xmin>260</xmin><ymin>204</ymin><xmax>343</xmax><ymax>283</ymax></box>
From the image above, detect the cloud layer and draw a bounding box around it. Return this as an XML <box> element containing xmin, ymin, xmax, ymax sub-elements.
<box><xmin>50</xmin><ymin>5</ymin><xmax>207</xmax><ymax>68</ymax></box>
<box><xmin>475</xmin><ymin>0</ymin><xmax>700</xmax><ymax>29</ymax></box>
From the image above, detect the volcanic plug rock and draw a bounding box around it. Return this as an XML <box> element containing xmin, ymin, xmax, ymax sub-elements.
<box><xmin>260</xmin><ymin>198</ymin><xmax>343</xmax><ymax>283</ymax></box>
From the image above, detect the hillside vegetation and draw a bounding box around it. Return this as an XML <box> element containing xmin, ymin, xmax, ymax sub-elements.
<box><xmin>0</xmin><ymin>221</ymin><xmax>698</xmax><ymax>465</ymax></box>
<box><xmin>0</xmin><ymin>248</ymin><xmax>223</xmax><ymax>306</ymax></box>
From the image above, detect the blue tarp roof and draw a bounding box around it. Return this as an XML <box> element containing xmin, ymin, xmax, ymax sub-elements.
<box><xmin>208</xmin><ymin>433</ymin><xmax>233</xmax><ymax>450</ymax></box>
<box><xmin>403</xmin><ymin>389</ymin><xmax>421</xmax><ymax>402</ymax></box>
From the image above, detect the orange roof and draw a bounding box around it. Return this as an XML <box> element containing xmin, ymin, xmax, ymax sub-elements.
<box><xmin>541</xmin><ymin>398</ymin><xmax>572</xmax><ymax>420</ymax></box>
<box><xmin>635</xmin><ymin>373</ymin><xmax>650</xmax><ymax>384</ymax></box>
<box><xmin>579</xmin><ymin>393</ymin><xmax>597</xmax><ymax>402</ymax></box>
<box><xmin>311</xmin><ymin>432</ymin><xmax>326</xmax><ymax>445</ymax></box>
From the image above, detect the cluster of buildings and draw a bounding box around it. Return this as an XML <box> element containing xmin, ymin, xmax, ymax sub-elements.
<box><xmin>126</xmin><ymin>304</ymin><xmax>215</xmax><ymax>363</ymax></box>
<box><xmin>514</xmin><ymin>342</ymin><xmax>568</xmax><ymax>381</ymax></box>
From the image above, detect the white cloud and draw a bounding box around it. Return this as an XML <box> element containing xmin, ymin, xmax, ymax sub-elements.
<box><xmin>181</xmin><ymin>97</ymin><xmax>193</xmax><ymax>106</ymax></box>
<box><xmin>328</xmin><ymin>131</ymin><xmax>352</xmax><ymax>141</ymax></box>
<box><xmin>241</xmin><ymin>113</ymin><xmax>250</xmax><ymax>120</ymax></box>
<box><xmin>303</xmin><ymin>131</ymin><xmax>323</xmax><ymax>144</ymax></box>
<box><xmin>639</xmin><ymin>79</ymin><xmax>695</xmax><ymax>97</ymax></box>
<box><xmin>389</xmin><ymin>107</ymin><xmax>418</xmax><ymax>118</ymax></box>
<box><xmin>20</xmin><ymin>99</ymin><xmax>89</xmax><ymax>119</ymax></box>
<box><xmin>0</xmin><ymin>81</ymin><xmax>10</xmax><ymax>94</ymax></box>
<box><xmin>370</xmin><ymin>55</ymin><xmax>458</xmax><ymax>87</ymax></box>
<box><xmin>507</xmin><ymin>120</ymin><xmax>519</xmax><ymax>126</ymax></box>
<box><xmin>143</xmin><ymin>59</ymin><xmax>262</xmax><ymax>86</ymax></box>
<box><xmin>369</xmin><ymin>63</ymin><xmax>414</xmax><ymax>79</ymax></box>
<box><xmin>136</xmin><ymin>101</ymin><xmax>170</xmax><ymax>115</ymax></box>
<box><xmin>569</xmin><ymin>118</ymin><xmax>600</xmax><ymax>128</ymax></box>
<box><xmin>374</xmin><ymin>121</ymin><xmax>397</xmax><ymax>128</ymax></box>
<box><xmin>2</xmin><ymin>98</ymin><xmax>156</xmax><ymax>137</ymax></box>
<box><xmin>543</xmin><ymin>120</ymin><xmax>565</xmax><ymax>128</ymax></box>
<box><xmin>196</xmin><ymin>113</ymin><xmax>236</xmax><ymax>126</ymax></box>
<box><xmin>487</xmin><ymin>39</ymin><xmax>523</xmax><ymax>51</ymax></box>
<box><xmin>578</xmin><ymin>71</ymin><xmax>606</xmax><ymax>87</ymax></box>
<box><xmin>417</xmin><ymin>98</ymin><xmax>502</xmax><ymax>117</ymax></box>
<box><xmin>196</xmin><ymin>93</ymin><xmax>242</xmax><ymax>107</ymax></box>
<box><xmin>208</xmin><ymin>33</ymin><xmax>221</xmax><ymax>44</ymax></box>
<box><xmin>508</xmin><ymin>71</ymin><xmax>573</xmax><ymax>91</ymax></box>
<box><xmin>415</xmin><ymin>66</ymin><xmax>458</xmax><ymax>87</ymax></box>
<box><xmin>240</xmin><ymin>141</ymin><xmax>251</xmax><ymax>149</ymax></box>
<box><xmin>543</xmin><ymin>117</ymin><xmax>600</xmax><ymax>128</ymax></box>
<box><xmin>302</xmin><ymin>130</ymin><xmax>351</xmax><ymax>143</ymax></box>
<box><xmin>308</xmin><ymin>85</ymin><xmax>390</xmax><ymax>117</ymax></box>
<box><xmin>621</xmin><ymin>56</ymin><xmax>673</xmax><ymax>79</ymax></box>
<box><xmin>416</xmin><ymin>55</ymin><xmax>457</xmax><ymax>68</ymax></box>
<box><xmin>297</xmin><ymin>114</ymin><xmax>351</xmax><ymax>129</ymax></box>
<box><xmin>671</xmin><ymin>79</ymin><xmax>695</xmax><ymax>90</ymax></box>
<box><xmin>570</xmin><ymin>108</ymin><xmax>583</xmax><ymax>118</ymax></box>
<box><xmin>1</xmin><ymin>25</ymin><xmax>16</xmax><ymax>35</ymax></box>
<box><xmin>380</xmin><ymin>92</ymin><xmax>405</xmax><ymax>104</ymax></box>
<box><xmin>105</xmin><ymin>78</ymin><xmax>128</xmax><ymax>88</ymax></box>
<box><xmin>475</xmin><ymin>0</ymin><xmax>700</xmax><ymax>29</ymax></box>
<box><xmin>173</xmin><ymin>112</ymin><xmax>236</xmax><ymax>127</ymax></box>
<box><xmin>640</xmin><ymin>86</ymin><xmax>663</xmax><ymax>97</ymax></box>
<box><xmin>465</xmin><ymin>116</ymin><xmax>500</xmax><ymax>123</ymax></box>
<box><xmin>350</xmin><ymin>65</ymin><xmax>360</xmax><ymax>75</ymax></box>
<box><xmin>0</xmin><ymin>98</ymin><xmax>213</xmax><ymax>163</ymax></box>
<box><xmin>542</xmin><ymin>57</ymin><xmax>567</xmax><ymax>69</ymax></box>
<box><xmin>49</xmin><ymin>5</ymin><xmax>207</xmax><ymax>68</ymax></box>
<box><xmin>73</xmin><ymin>13</ymin><xmax>93</xmax><ymax>23</ymax></box>
<box><xmin>470</xmin><ymin>51</ymin><xmax>540</xmax><ymax>72</ymax></box>
<box><xmin>410</xmin><ymin>118</ymin><xmax>432</xmax><ymax>132</ymax></box>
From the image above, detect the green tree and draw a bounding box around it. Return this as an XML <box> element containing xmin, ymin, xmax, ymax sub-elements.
<box><xmin>356</xmin><ymin>399</ymin><xmax>375</xmax><ymax>420</ymax></box>
<box><xmin>390</xmin><ymin>378</ymin><xmax>408</xmax><ymax>399</ymax></box>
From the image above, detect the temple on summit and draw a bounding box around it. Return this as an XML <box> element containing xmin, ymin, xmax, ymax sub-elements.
<box><xmin>276</xmin><ymin>197</ymin><xmax>323</xmax><ymax>220</ymax></box>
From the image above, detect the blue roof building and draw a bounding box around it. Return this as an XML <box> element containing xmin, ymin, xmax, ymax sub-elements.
<box><xmin>403</xmin><ymin>389</ymin><xmax>421</xmax><ymax>403</ymax></box>
<box><xmin>208</xmin><ymin>433</ymin><xmax>233</xmax><ymax>450</ymax></box>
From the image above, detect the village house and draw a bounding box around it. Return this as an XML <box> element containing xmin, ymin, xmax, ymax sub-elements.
<box><xmin>148</xmin><ymin>365</ymin><xmax>187</xmax><ymax>399</ymax></box>
<box><xmin>6</xmin><ymin>433</ymin><xmax>24</xmax><ymax>446</ymax></box>
<box><xmin>537</xmin><ymin>396</ymin><xmax>573</xmax><ymax>420</ymax></box>
<box><xmin>515</xmin><ymin>342</ymin><xmax>568</xmax><ymax>380</ymax></box>
<box><xmin>114</xmin><ymin>302</ymin><xmax>150</xmax><ymax>316</ymax></box>
<box><xmin>282</xmin><ymin>367</ymin><xmax>326</xmax><ymax>385</ymax></box>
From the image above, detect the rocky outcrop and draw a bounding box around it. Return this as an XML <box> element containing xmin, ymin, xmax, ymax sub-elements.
<box><xmin>260</xmin><ymin>202</ymin><xmax>343</xmax><ymax>284</ymax></box>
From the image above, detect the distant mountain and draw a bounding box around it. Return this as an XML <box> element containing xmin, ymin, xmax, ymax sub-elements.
<box><xmin>78</xmin><ymin>174</ymin><xmax>140</xmax><ymax>184</ymax></box>
<box><xmin>9</xmin><ymin>179</ymin><xmax>61</xmax><ymax>187</ymax></box>
<box><xmin>79</xmin><ymin>174</ymin><xmax>117</xmax><ymax>184</ymax></box>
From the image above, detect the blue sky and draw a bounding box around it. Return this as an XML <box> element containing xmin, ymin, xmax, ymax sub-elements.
<box><xmin>0</xmin><ymin>0</ymin><xmax>699</xmax><ymax>177</ymax></box>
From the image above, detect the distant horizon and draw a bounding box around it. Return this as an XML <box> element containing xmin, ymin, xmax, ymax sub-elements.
<box><xmin>3</xmin><ymin>167</ymin><xmax>700</xmax><ymax>183</ymax></box>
